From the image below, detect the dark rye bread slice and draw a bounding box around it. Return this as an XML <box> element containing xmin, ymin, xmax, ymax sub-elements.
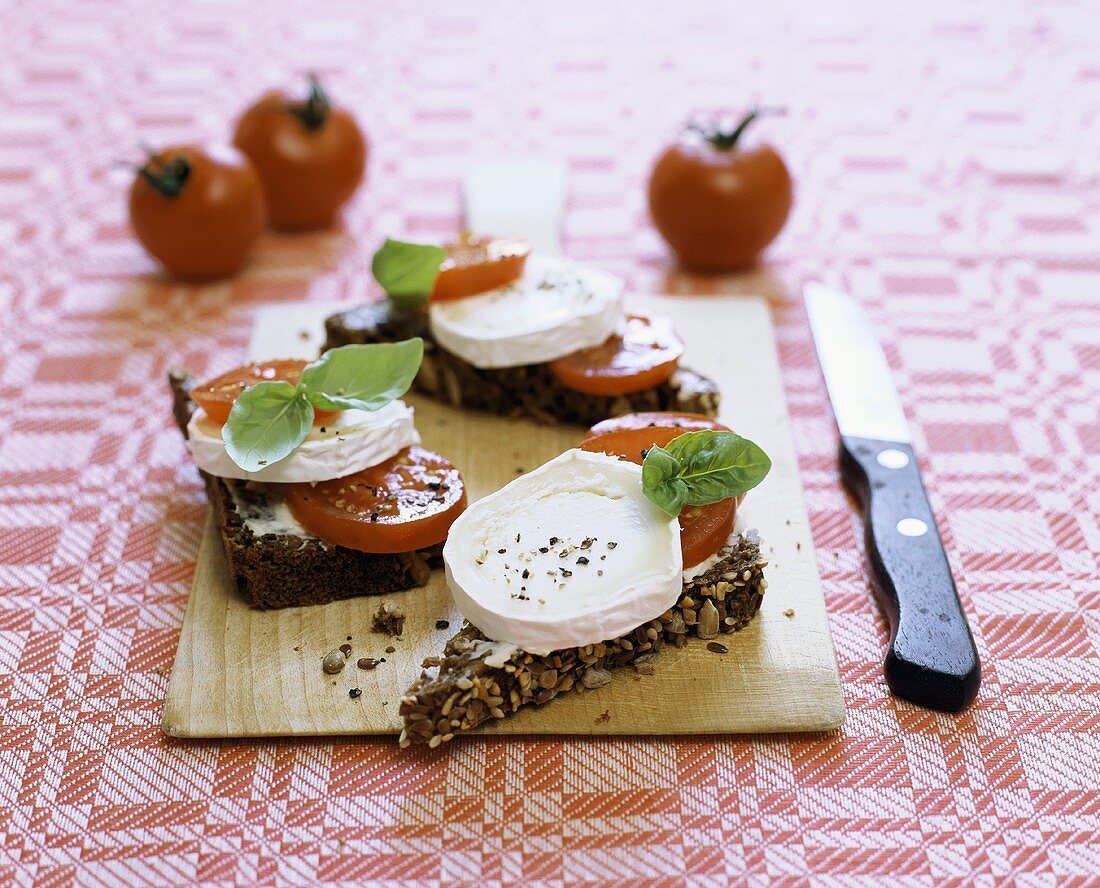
<box><xmin>169</xmin><ymin>370</ymin><xmax>441</xmax><ymax>610</ymax></box>
<box><xmin>398</xmin><ymin>530</ymin><xmax>767</xmax><ymax>747</ymax></box>
<box><xmin>324</xmin><ymin>301</ymin><xmax>720</xmax><ymax>427</ymax></box>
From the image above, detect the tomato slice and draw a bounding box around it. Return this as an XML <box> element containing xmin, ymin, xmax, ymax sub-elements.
<box><xmin>580</xmin><ymin>413</ymin><xmax>736</xmax><ymax>569</ymax></box>
<box><xmin>285</xmin><ymin>445</ymin><xmax>466</xmax><ymax>554</ymax></box>
<box><xmin>190</xmin><ymin>359</ymin><xmax>336</xmax><ymax>426</ymax></box>
<box><xmin>549</xmin><ymin>313</ymin><xmax>685</xmax><ymax>396</ymax></box>
<box><xmin>581</xmin><ymin>413</ymin><xmax>730</xmax><ymax>461</ymax></box>
<box><xmin>431</xmin><ymin>233</ymin><xmax>531</xmax><ymax>301</ymax></box>
<box><xmin>679</xmin><ymin>499</ymin><xmax>736</xmax><ymax>570</ymax></box>
<box><xmin>584</xmin><ymin>411</ymin><xmax>727</xmax><ymax>442</ymax></box>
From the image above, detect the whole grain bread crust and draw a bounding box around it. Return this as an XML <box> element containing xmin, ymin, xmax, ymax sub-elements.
<box><xmin>324</xmin><ymin>301</ymin><xmax>720</xmax><ymax>426</ymax></box>
<box><xmin>170</xmin><ymin>370</ymin><xmax>440</xmax><ymax>610</ymax></box>
<box><xmin>399</xmin><ymin>530</ymin><xmax>767</xmax><ymax>747</ymax></box>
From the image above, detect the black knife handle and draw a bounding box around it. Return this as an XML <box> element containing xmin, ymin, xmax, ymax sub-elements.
<box><xmin>839</xmin><ymin>436</ymin><xmax>980</xmax><ymax>711</ymax></box>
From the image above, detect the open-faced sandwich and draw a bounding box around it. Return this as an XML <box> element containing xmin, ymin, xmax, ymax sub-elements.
<box><xmin>398</xmin><ymin>412</ymin><xmax>770</xmax><ymax>747</ymax></box>
<box><xmin>169</xmin><ymin>339</ymin><xmax>467</xmax><ymax>609</ymax></box>
<box><xmin>324</xmin><ymin>235</ymin><xmax>720</xmax><ymax>426</ymax></box>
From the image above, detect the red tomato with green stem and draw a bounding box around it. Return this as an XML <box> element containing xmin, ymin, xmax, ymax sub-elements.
<box><xmin>128</xmin><ymin>145</ymin><xmax>266</xmax><ymax>281</ymax></box>
<box><xmin>648</xmin><ymin>107</ymin><xmax>793</xmax><ymax>273</ymax></box>
<box><xmin>233</xmin><ymin>74</ymin><xmax>367</xmax><ymax>232</ymax></box>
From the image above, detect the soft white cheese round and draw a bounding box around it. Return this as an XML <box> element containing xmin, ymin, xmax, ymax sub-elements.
<box><xmin>428</xmin><ymin>255</ymin><xmax>624</xmax><ymax>369</ymax></box>
<box><xmin>444</xmin><ymin>449</ymin><xmax>683</xmax><ymax>655</ymax></box>
<box><xmin>187</xmin><ymin>400</ymin><xmax>420</xmax><ymax>483</ymax></box>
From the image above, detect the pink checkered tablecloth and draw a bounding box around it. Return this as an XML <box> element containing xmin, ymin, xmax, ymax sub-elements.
<box><xmin>2</xmin><ymin>1</ymin><xmax>1099</xmax><ymax>884</ymax></box>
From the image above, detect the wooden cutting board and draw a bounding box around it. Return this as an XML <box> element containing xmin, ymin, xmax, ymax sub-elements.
<box><xmin>163</xmin><ymin>295</ymin><xmax>845</xmax><ymax>738</ymax></box>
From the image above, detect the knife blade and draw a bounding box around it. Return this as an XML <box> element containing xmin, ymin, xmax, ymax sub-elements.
<box><xmin>805</xmin><ymin>283</ymin><xmax>980</xmax><ymax>712</ymax></box>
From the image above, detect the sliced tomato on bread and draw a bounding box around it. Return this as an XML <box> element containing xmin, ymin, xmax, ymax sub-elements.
<box><xmin>581</xmin><ymin>412</ymin><xmax>736</xmax><ymax>570</ymax></box>
<box><xmin>549</xmin><ymin>313</ymin><xmax>685</xmax><ymax>396</ymax></box>
<box><xmin>431</xmin><ymin>233</ymin><xmax>531</xmax><ymax>301</ymax></box>
<box><xmin>285</xmin><ymin>445</ymin><xmax>466</xmax><ymax>554</ymax></box>
<box><xmin>580</xmin><ymin>412</ymin><xmax>729</xmax><ymax>464</ymax></box>
<box><xmin>190</xmin><ymin>359</ymin><xmax>337</xmax><ymax>426</ymax></box>
<box><xmin>583</xmin><ymin>411</ymin><xmax>727</xmax><ymax>441</ymax></box>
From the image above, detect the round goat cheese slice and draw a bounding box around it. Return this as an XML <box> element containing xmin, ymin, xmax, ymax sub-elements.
<box><xmin>187</xmin><ymin>400</ymin><xmax>420</xmax><ymax>483</ymax></box>
<box><xmin>427</xmin><ymin>255</ymin><xmax>624</xmax><ymax>369</ymax></box>
<box><xmin>444</xmin><ymin>449</ymin><xmax>683</xmax><ymax>655</ymax></box>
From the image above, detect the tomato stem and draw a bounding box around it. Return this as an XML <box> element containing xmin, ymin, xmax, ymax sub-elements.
<box><xmin>137</xmin><ymin>153</ymin><xmax>191</xmax><ymax>198</ymax></box>
<box><xmin>287</xmin><ymin>73</ymin><xmax>330</xmax><ymax>131</ymax></box>
<box><xmin>691</xmin><ymin>106</ymin><xmax>786</xmax><ymax>151</ymax></box>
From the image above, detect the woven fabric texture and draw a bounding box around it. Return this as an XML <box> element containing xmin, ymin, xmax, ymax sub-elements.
<box><xmin>1</xmin><ymin>1</ymin><xmax>1098</xmax><ymax>885</ymax></box>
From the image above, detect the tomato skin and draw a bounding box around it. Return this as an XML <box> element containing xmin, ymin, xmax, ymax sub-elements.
<box><xmin>580</xmin><ymin>426</ymin><xmax>700</xmax><ymax>465</ymax></box>
<box><xmin>432</xmin><ymin>234</ymin><xmax>531</xmax><ymax>301</ymax></box>
<box><xmin>190</xmin><ymin>359</ymin><xmax>335</xmax><ymax>426</ymax></box>
<box><xmin>648</xmin><ymin>138</ymin><xmax>792</xmax><ymax>272</ymax></box>
<box><xmin>549</xmin><ymin>313</ymin><xmax>685</xmax><ymax>396</ymax></box>
<box><xmin>286</xmin><ymin>446</ymin><xmax>466</xmax><ymax>554</ymax></box>
<box><xmin>584</xmin><ymin>412</ymin><xmax>728</xmax><ymax>443</ymax></box>
<box><xmin>233</xmin><ymin>90</ymin><xmax>367</xmax><ymax>231</ymax></box>
<box><xmin>129</xmin><ymin>145</ymin><xmax>266</xmax><ymax>281</ymax></box>
<box><xmin>680</xmin><ymin>499</ymin><xmax>737</xmax><ymax>569</ymax></box>
<box><xmin>580</xmin><ymin>413</ymin><xmax>738</xmax><ymax>568</ymax></box>
<box><xmin>580</xmin><ymin>413</ymin><xmax>729</xmax><ymax>465</ymax></box>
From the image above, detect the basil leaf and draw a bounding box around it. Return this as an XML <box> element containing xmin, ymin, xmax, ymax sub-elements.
<box><xmin>665</xmin><ymin>430</ymin><xmax>772</xmax><ymax>504</ymax></box>
<box><xmin>641</xmin><ymin>443</ymin><xmax>680</xmax><ymax>488</ymax></box>
<box><xmin>641</xmin><ymin>430</ymin><xmax>771</xmax><ymax>516</ymax></box>
<box><xmin>299</xmin><ymin>339</ymin><xmax>424</xmax><ymax>412</ymax></box>
<box><xmin>222</xmin><ymin>381</ymin><xmax>314</xmax><ymax>473</ymax></box>
<box><xmin>642</xmin><ymin>444</ymin><xmax>691</xmax><ymax>517</ymax></box>
<box><xmin>371</xmin><ymin>238</ymin><xmax>445</xmax><ymax>309</ymax></box>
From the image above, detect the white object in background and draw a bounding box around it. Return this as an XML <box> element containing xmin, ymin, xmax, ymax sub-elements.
<box><xmin>463</xmin><ymin>156</ymin><xmax>569</xmax><ymax>255</ymax></box>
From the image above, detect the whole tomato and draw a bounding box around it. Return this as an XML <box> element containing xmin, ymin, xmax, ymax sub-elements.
<box><xmin>128</xmin><ymin>145</ymin><xmax>266</xmax><ymax>281</ymax></box>
<box><xmin>648</xmin><ymin>108</ymin><xmax>793</xmax><ymax>272</ymax></box>
<box><xmin>233</xmin><ymin>75</ymin><xmax>367</xmax><ymax>232</ymax></box>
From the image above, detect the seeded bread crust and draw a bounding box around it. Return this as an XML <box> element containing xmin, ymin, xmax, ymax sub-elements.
<box><xmin>398</xmin><ymin>530</ymin><xmax>767</xmax><ymax>747</ymax></box>
<box><xmin>169</xmin><ymin>369</ymin><xmax>440</xmax><ymax>610</ymax></box>
<box><xmin>323</xmin><ymin>302</ymin><xmax>721</xmax><ymax>426</ymax></box>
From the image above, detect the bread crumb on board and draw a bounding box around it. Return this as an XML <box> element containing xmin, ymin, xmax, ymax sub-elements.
<box><xmin>372</xmin><ymin>601</ymin><xmax>406</xmax><ymax>636</ymax></box>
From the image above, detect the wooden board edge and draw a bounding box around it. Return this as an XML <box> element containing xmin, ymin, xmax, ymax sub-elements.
<box><xmin>162</xmin><ymin>514</ymin><xmax>217</xmax><ymax>738</ymax></box>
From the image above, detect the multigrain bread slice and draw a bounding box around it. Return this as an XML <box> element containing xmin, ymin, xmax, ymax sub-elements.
<box><xmin>398</xmin><ymin>530</ymin><xmax>767</xmax><ymax>747</ymax></box>
<box><xmin>169</xmin><ymin>370</ymin><xmax>441</xmax><ymax>610</ymax></box>
<box><xmin>324</xmin><ymin>301</ymin><xmax>720</xmax><ymax>427</ymax></box>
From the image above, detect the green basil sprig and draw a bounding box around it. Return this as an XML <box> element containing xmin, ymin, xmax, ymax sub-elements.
<box><xmin>641</xmin><ymin>430</ymin><xmax>771</xmax><ymax>517</ymax></box>
<box><xmin>371</xmin><ymin>238</ymin><xmax>446</xmax><ymax>310</ymax></box>
<box><xmin>222</xmin><ymin>339</ymin><xmax>424</xmax><ymax>473</ymax></box>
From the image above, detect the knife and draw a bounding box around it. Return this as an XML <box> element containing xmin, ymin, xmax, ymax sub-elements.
<box><xmin>805</xmin><ymin>283</ymin><xmax>980</xmax><ymax>711</ymax></box>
